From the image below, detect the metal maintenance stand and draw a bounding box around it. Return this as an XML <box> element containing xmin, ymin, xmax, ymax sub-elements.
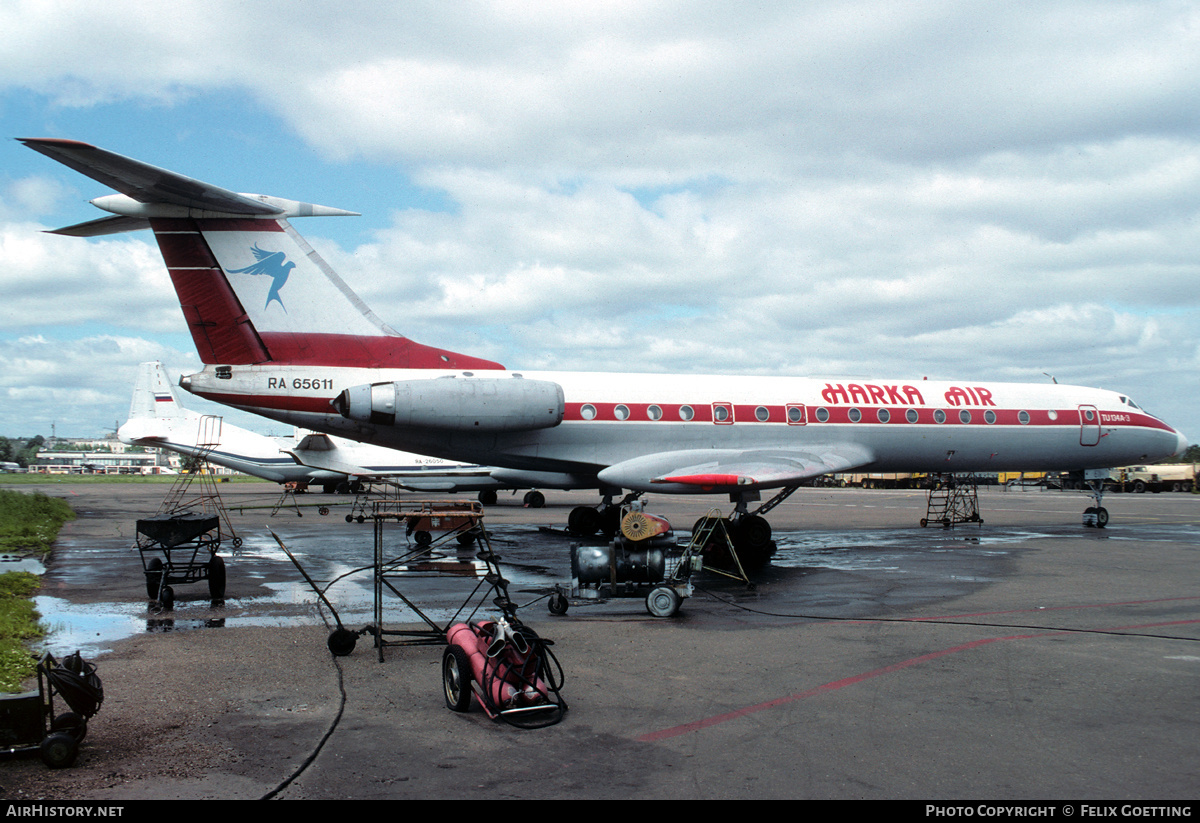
<box><xmin>921</xmin><ymin>473</ymin><xmax>983</xmax><ymax>528</ymax></box>
<box><xmin>371</xmin><ymin>499</ymin><xmax>516</xmax><ymax>662</ymax></box>
<box><xmin>136</xmin><ymin>415</ymin><xmax>240</xmax><ymax>610</ymax></box>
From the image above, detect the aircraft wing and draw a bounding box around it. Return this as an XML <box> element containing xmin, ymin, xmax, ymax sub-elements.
<box><xmin>596</xmin><ymin>445</ymin><xmax>875</xmax><ymax>492</ymax></box>
<box><xmin>285</xmin><ymin>443</ymin><xmax>493</xmax><ymax>481</ymax></box>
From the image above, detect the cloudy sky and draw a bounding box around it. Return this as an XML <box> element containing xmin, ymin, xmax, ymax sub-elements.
<box><xmin>1</xmin><ymin>1</ymin><xmax>1197</xmax><ymax>442</ymax></box>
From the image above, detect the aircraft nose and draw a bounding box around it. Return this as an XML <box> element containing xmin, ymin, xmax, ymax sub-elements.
<box><xmin>1175</xmin><ymin>429</ymin><xmax>1190</xmax><ymax>457</ymax></box>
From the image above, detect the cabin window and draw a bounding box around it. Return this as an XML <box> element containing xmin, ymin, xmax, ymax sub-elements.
<box><xmin>815</xmin><ymin>407</ymin><xmax>830</xmax><ymax>423</ymax></box>
<box><xmin>877</xmin><ymin>408</ymin><xmax>890</xmax><ymax>423</ymax></box>
<box><xmin>679</xmin><ymin>405</ymin><xmax>694</xmax><ymax>421</ymax></box>
<box><xmin>1083</xmin><ymin>409</ymin><xmax>1095</xmax><ymax>422</ymax></box>
<box><xmin>615</xmin><ymin>404</ymin><xmax>630</xmax><ymax>421</ymax></box>
<box><xmin>848</xmin><ymin>408</ymin><xmax>862</xmax><ymax>423</ymax></box>
<box><xmin>713</xmin><ymin>403</ymin><xmax>732</xmax><ymax>423</ymax></box>
<box><xmin>1018</xmin><ymin>410</ymin><xmax>1030</xmax><ymax>425</ymax></box>
<box><xmin>787</xmin><ymin>405</ymin><xmax>805</xmax><ymax>424</ymax></box>
<box><xmin>959</xmin><ymin>410</ymin><xmax>972</xmax><ymax>424</ymax></box>
<box><xmin>1048</xmin><ymin>410</ymin><xmax>1058</xmax><ymax>421</ymax></box>
<box><xmin>647</xmin><ymin>405</ymin><xmax>663</xmax><ymax>421</ymax></box>
<box><xmin>984</xmin><ymin>410</ymin><xmax>996</xmax><ymax>425</ymax></box>
<box><xmin>933</xmin><ymin>409</ymin><xmax>947</xmax><ymax>424</ymax></box>
<box><xmin>755</xmin><ymin>406</ymin><xmax>770</xmax><ymax>422</ymax></box>
<box><xmin>581</xmin><ymin>404</ymin><xmax>597</xmax><ymax>420</ymax></box>
<box><xmin>906</xmin><ymin>409</ymin><xmax>919</xmax><ymax>424</ymax></box>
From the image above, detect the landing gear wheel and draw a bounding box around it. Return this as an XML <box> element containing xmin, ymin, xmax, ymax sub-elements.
<box><xmin>735</xmin><ymin>514</ymin><xmax>772</xmax><ymax>550</ymax></box>
<box><xmin>523</xmin><ymin>490</ymin><xmax>546</xmax><ymax>508</ymax></box>
<box><xmin>548</xmin><ymin>591</ymin><xmax>569</xmax><ymax>616</ymax></box>
<box><xmin>39</xmin><ymin>732</ymin><xmax>78</xmax><ymax>769</ymax></box>
<box><xmin>598</xmin><ymin>507</ymin><xmax>622</xmax><ymax>538</ymax></box>
<box><xmin>1095</xmin><ymin>506</ymin><xmax>1109</xmax><ymax>528</ymax></box>
<box><xmin>568</xmin><ymin>506</ymin><xmax>600</xmax><ymax>536</ymax></box>
<box><xmin>646</xmin><ymin>586</ymin><xmax>681</xmax><ymax>618</ymax></box>
<box><xmin>207</xmin><ymin>555</ymin><xmax>226</xmax><ymax>602</ymax></box>
<box><xmin>478</xmin><ymin>489</ymin><xmax>498</xmax><ymax>506</ymax></box>
<box><xmin>327</xmin><ymin>628</ymin><xmax>357</xmax><ymax>657</ymax></box>
<box><xmin>442</xmin><ymin>645</ymin><xmax>474</xmax><ymax>712</ymax></box>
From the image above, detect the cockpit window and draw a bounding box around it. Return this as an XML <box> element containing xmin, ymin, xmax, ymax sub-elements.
<box><xmin>1120</xmin><ymin>396</ymin><xmax>1142</xmax><ymax>410</ymax></box>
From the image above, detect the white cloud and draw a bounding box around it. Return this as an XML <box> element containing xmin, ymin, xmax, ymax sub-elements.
<box><xmin>1</xmin><ymin>1</ymin><xmax>1198</xmax><ymax>440</ymax></box>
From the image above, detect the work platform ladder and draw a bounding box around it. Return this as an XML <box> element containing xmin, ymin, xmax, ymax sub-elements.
<box><xmin>154</xmin><ymin>415</ymin><xmax>239</xmax><ymax>544</ymax></box>
<box><xmin>921</xmin><ymin>473</ymin><xmax>983</xmax><ymax>528</ymax></box>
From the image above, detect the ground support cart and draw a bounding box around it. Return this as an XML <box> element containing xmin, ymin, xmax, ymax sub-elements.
<box><xmin>135</xmin><ymin>417</ymin><xmax>239</xmax><ymax>611</ymax></box>
<box><xmin>136</xmin><ymin>513</ymin><xmax>228</xmax><ymax>611</ymax></box>
<box><xmin>548</xmin><ymin>504</ymin><xmax>706</xmax><ymax>618</ymax></box>
<box><xmin>0</xmin><ymin>652</ymin><xmax>103</xmax><ymax>768</ymax></box>
<box><xmin>922</xmin><ymin>473</ymin><xmax>983</xmax><ymax>528</ymax></box>
<box><xmin>443</xmin><ymin>617</ymin><xmax>566</xmax><ymax>728</ymax></box>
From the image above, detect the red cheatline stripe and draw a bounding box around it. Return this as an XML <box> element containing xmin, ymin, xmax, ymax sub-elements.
<box><xmin>636</xmin><ymin>617</ymin><xmax>1200</xmax><ymax>743</ymax></box>
<box><xmin>636</xmin><ymin>635</ymin><xmax>1022</xmax><ymax>742</ymax></box>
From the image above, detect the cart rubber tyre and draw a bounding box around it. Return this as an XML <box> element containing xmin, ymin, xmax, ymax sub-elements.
<box><xmin>327</xmin><ymin>628</ymin><xmax>357</xmax><ymax>657</ymax></box>
<box><xmin>414</xmin><ymin>530</ymin><xmax>432</xmax><ymax>546</ymax></box>
<box><xmin>40</xmin><ymin>732</ymin><xmax>78</xmax><ymax>769</ymax></box>
<box><xmin>207</xmin><ymin>555</ymin><xmax>226</xmax><ymax>601</ymax></box>
<box><xmin>548</xmin><ymin>592</ymin><xmax>569</xmax><ymax>616</ymax></box>
<box><xmin>145</xmin><ymin>557</ymin><xmax>163</xmax><ymax>600</ymax></box>
<box><xmin>442</xmin><ymin>645</ymin><xmax>474</xmax><ymax>712</ymax></box>
<box><xmin>646</xmin><ymin>586</ymin><xmax>681</xmax><ymax>618</ymax></box>
<box><xmin>160</xmin><ymin>585</ymin><xmax>174</xmax><ymax>612</ymax></box>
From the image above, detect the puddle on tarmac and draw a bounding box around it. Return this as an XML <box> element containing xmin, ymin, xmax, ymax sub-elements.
<box><xmin>37</xmin><ymin>519</ymin><xmax>1178</xmax><ymax>656</ymax></box>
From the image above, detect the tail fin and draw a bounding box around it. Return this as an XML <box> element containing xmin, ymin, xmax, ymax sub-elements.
<box><xmin>128</xmin><ymin>361</ymin><xmax>188</xmax><ymax>421</ymax></box>
<box><xmin>20</xmin><ymin>138</ymin><xmax>503</xmax><ymax>370</ymax></box>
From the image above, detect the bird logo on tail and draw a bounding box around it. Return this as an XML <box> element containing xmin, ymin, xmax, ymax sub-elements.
<box><xmin>227</xmin><ymin>244</ymin><xmax>295</xmax><ymax>312</ymax></box>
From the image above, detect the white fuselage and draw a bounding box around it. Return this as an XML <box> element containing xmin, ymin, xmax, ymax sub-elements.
<box><xmin>180</xmin><ymin>364</ymin><xmax>1186</xmax><ymax>493</ymax></box>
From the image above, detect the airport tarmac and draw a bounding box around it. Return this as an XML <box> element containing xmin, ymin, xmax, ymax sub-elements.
<box><xmin>3</xmin><ymin>481</ymin><xmax>1198</xmax><ymax>800</ymax></box>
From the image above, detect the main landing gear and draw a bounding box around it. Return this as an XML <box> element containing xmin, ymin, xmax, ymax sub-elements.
<box><xmin>566</xmin><ymin>487</ymin><xmax>796</xmax><ymax>570</ymax></box>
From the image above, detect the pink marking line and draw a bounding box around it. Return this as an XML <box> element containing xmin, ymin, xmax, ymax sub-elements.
<box><xmin>637</xmin><ymin>616</ymin><xmax>1200</xmax><ymax>743</ymax></box>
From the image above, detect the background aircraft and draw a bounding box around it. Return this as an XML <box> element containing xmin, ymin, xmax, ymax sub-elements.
<box><xmin>28</xmin><ymin>139</ymin><xmax>1187</xmax><ymax>559</ymax></box>
<box><xmin>119</xmin><ymin>361</ymin><xmax>583</xmax><ymax>505</ymax></box>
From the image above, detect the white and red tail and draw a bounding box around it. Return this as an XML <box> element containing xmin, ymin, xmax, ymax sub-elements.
<box><xmin>21</xmin><ymin>138</ymin><xmax>502</xmax><ymax>370</ymax></box>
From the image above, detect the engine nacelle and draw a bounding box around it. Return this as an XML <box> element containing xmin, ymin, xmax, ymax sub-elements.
<box><xmin>334</xmin><ymin>376</ymin><xmax>564</xmax><ymax>432</ymax></box>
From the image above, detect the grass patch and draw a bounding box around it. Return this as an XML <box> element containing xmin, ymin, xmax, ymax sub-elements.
<box><xmin>0</xmin><ymin>491</ymin><xmax>76</xmax><ymax>692</ymax></box>
<box><xmin>0</xmin><ymin>571</ymin><xmax>42</xmax><ymax>692</ymax></box>
<box><xmin>0</xmin><ymin>489</ymin><xmax>76</xmax><ymax>555</ymax></box>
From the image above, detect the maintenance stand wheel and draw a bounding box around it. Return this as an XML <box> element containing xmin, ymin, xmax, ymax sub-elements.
<box><xmin>646</xmin><ymin>586</ymin><xmax>681</xmax><ymax>618</ymax></box>
<box><xmin>548</xmin><ymin>591</ymin><xmax>569</xmax><ymax>616</ymax></box>
<box><xmin>327</xmin><ymin>628</ymin><xmax>357</xmax><ymax>657</ymax></box>
<box><xmin>442</xmin><ymin>645</ymin><xmax>473</xmax><ymax>712</ymax></box>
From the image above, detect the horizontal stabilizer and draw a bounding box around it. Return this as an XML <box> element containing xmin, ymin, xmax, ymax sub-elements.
<box><xmin>48</xmin><ymin>215</ymin><xmax>152</xmax><ymax>237</ymax></box>
<box><xmin>19</xmin><ymin>138</ymin><xmax>359</xmax><ymax>231</ymax></box>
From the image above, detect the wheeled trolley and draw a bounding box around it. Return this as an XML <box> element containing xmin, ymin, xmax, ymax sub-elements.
<box><xmin>548</xmin><ymin>504</ymin><xmax>700</xmax><ymax>618</ymax></box>
<box><xmin>136</xmin><ymin>513</ymin><xmax>227</xmax><ymax>610</ymax></box>
<box><xmin>0</xmin><ymin>652</ymin><xmax>103</xmax><ymax>768</ymax></box>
